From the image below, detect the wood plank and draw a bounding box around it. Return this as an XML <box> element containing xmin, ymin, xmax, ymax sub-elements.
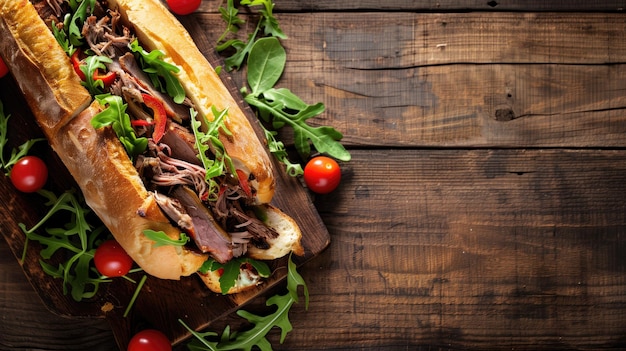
<box><xmin>270</xmin><ymin>148</ymin><xmax>626</xmax><ymax>350</ymax></box>
<box><xmin>4</xmin><ymin>148</ymin><xmax>626</xmax><ymax>350</ymax></box>
<box><xmin>193</xmin><ymin>12</ymin><xmax>626</xmax><ymax>148</ymax></box>
<box><xmin>197</xmin><ymin>0</ymin><xmax>626</xmax><ymax>12</ymax></box>
<box><xmin>0</xmin><ymin>240</ymin><xmax>117</xmax><ymax>350</ymax></box>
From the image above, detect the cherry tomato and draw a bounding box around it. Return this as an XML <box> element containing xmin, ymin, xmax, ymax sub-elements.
<box><xmin>128</xmin><ymin>329</ymin><xmax>172</xmax><ymax>351</ymax></box>
<box><xmin>166</xmin><ymin>0</ymin><xmax>201</xmax><ymax>15</ymax></box>
<box><xmin>94</xmin><ymin>240</ymin><xmax>133</xmax><ymax>277</ymax></box>
<box><xmin>0</xmin><ymin>56</ymin><xmax>8</xmax><ymax>78</ymax></box>
<box><xmin>303</xmin><ymin>156</ymin><xmax>341</xmax><ymax>194</ymax></box>
<box><xmin>10</xmin><ymin>156</ymin><xmax>48</xmax><ymax>193</ymax></box>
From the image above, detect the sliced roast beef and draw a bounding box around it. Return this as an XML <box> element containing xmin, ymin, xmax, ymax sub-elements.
<box><xmin>171</xmin><ymin>186</ymin><xmax>233</xmax><ymax>263</ymax></box>
<box><xmin>152</xmin><ymin>192</ymin><xmax>194</xmax><ymax>231</ymax></box>
<box><xmin>230</xmin><ymin>207</ymin><xmax>278</xmax><ymax>250</ymax></box>
<box><xmin>160</xmin><ymin>122</ymin><xmax>202</xmax><ymax>166</ymax></box>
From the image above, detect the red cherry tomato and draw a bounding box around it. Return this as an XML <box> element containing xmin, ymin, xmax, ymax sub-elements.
<box><xmin>303</xmin><ymin>156</ymin><xmax>341</xmax><ymax>194</ymax></box>
<box><xmin>0</xmin><ymin>56</ymin><xmax>8</xmax><ymax>78</ymax></box>
<box><xmin>10</xmin><ymin>156</ymin><xmax>48</xmax><ymax>193</ymax></box>
<box><xmin>128</xmin><ymin>329</ymin><xmax>172</xmax><ymax>351</ymax></box>
<box><xmin>166</xmin><ymin>0</ymin><xmax>201</xmax><ymax>15</ymax></box>
<box><xmin>94</xmin><ymin>240</ymin><xmax>133</xmax><ymax>277</ymax></box>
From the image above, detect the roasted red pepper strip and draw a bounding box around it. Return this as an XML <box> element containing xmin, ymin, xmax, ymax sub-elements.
<box><xmin>236</xmin><ymin>169</ymin><xmax>253</xmax><ymax>198</ymax></box>
<box><xmin>141</xmin><ymin>93</ymin><xmax>168</xmax><ymax>143</ymax></box>
<box><xmin>71</xmin><ymin>50</ymin><xmax>117</xmax><ymax>87</ymax></box>
<box><xmin>70</xmin><ymin>50</ymin><xmax>86</xmax><ymax>80</ymax></box>
<box><xmin>131</xmin><ymin>120</ymin><xmax>153</xmax><ymax>127</ymax></box>
<box><xmin>94</xmin><ymin>69</ymin><xmax>117</xmax><ymax>86</ymax></box>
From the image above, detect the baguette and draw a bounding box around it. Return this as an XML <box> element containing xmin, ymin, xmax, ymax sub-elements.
<box><xmin>0</xmin><ymin>0</ymin><xmax>303</xmax><ymax>292</ymax></box>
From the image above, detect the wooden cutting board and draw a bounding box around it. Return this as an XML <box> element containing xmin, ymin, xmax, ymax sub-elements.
<box><xmin>0</xmin><ymin>15</ymin><xmax>330</xmax><ymax>351</ymax></box>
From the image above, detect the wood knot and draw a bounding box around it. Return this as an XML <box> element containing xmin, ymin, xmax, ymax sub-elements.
<box><xmin>495</xmin><ymin>108</ymin><xmax>516</xmax><ymax>121</ymax></box>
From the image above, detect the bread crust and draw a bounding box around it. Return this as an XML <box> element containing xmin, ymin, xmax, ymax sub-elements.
<box><xmin>0</xmin><ymin>0</ymin><xmax>91</xmax><ymax>139</ymax></box>
<box><xmin>53</xmin><ymin>102</ymin><xmax>208</xmax><ymax>279</ymax></box>
<box><xmin>247</xmin><ymin>204</ymin><xmax>304</xmax><ymax>260</ymax></box>
<box><xmin>109</xmin><ymin>0</ymin><xmax>276</xmax><ymax>205</ymax></box>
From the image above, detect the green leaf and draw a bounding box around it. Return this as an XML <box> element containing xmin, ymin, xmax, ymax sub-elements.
<box><xmin>199</xmin><ymin>257</ymin><xmax>270</xmax><ymax>295</ymax></box>
<box><xmin>222</xmin><ymin>30</ymin><xmax>260</xmax><ymax>72</ymax></box>
<box><xmin>261</xmin><ymin>126</ymin><xmax>303</xmax><ymax>177</ymax></box>
<box><xmin>190</xmin><ymin>107</ymin><xmax>236</xmax><ymax>200</ymax></box>
<box><xmin>245</xmin><ymin>92</ymin><xmax>351</xmax><ymax>161</ymax></box>
<box><xmin>91</xmin><ymin>94</ymin><xmax>148</xmax><ymax>158</ymax></box>
<box><xmin>217</xmin><ymin>0</ymin><xmax>245</xmax><ymax>44</ymax></box>
<box><xmin>0</xmin><ymin>100</ymin><xmax>45</xmax><ymax>174</ymax></box>
<box><xmin>241</xmin><ymin>0</ymin><xmax>287</xmax><ymax>39</ymax></box>
<box><xmin>80</xmin><ymin>55</ymin><xmax>112</xmax><ymax>95</ymax></box>
<box><xmin>19</xmin><ymin>190</ymin><xmax>111</xmax><ymax>301</ymax></box>
<box><xmin>143</xmin><ymin>229</ymin><xmax>189</xmax><ymax>247</ymax></box>
<box><xmin>183</xmin><ymin>254</ymin><xmax>307</xmax><ymax>350</ymax></box>
<box><xmin>247</xmin><ymin>37</ymin><xmax>286</xmax><ymax>94</ymax></box>
<box><xmin>0</xmin><ymin>100</ymin><xmax>8</xmax><ymax>167</ymax></box>
<box><xmin>129</xmin><ymin>40</ymin><xmax>186</xmax><ymax>104</ymax></box>
<box><xmin>67</xmin><ymin>0</ymin><xmax>96</xmax><ymax>47</ymax></box>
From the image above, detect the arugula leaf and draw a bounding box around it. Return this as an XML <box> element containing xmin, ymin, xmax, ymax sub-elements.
<box><xmin>80</xmin><ymin>55</ymin><xmax>113</xmax><ymax>95</ymax></box>
<box><xmin>143</xmin><ymin>229</ymin><xmax>189</xmax><ymax>247</ymax></box>
<box><xmin>261</xmin><ymin>126</ymin><xmax>303</xmax><ymax>177</ymax></box>
<box><xmin>190</xmin><ymin>107</ymin><xmax>236</xmax><ymax>200</ymax></box>
<box><xmin>217</xmin><ymin>0</ymin><xmax>245</xmax><ymax>44</ymax></box>
<box><xmin>243</xmin><ymin>38</ymin><xmax>350</xmax><ymax>161</ymax></box>
<box><xmin>184</xmin><ymin>255</ymin><xmax>307</xmax><ymax>350</ymax></box>
<box><xmin>18</xmin><ymin>189</ymin><xmax>111</xmax><ymax>301</ymax></box>
<box><xmin>246</xmin><ymin>87</ymin><xmax>350</xmax><ymax>161</ymax></box>
<box><xmin>67</xmin><ymin>0</ymin><xmax>96</xmax><ymax>48</ymax></box>
<box><xmin>240</xmin><ymin>0</ymin><xmax>287</xmax><ymax>39</ymax></box>
<box><xmin>198</xmin><ymin>257</ymin><xmax>270</xmax><ymax>295</ymax></box>
<box><xmin>51</xmin><ymin>20</ymin><xmax>73</xmax><ymax>55</ymax></box>
<box><xmin>129</xmin><ymin>40</ymin><xmax>186</xmax><ymax>104</ymax></box>
<box><xmin>91</xmin><ymin>94</ymin><xmax>148</xmax><ymax>159</ymax></box>
<box><xmin>219</xmin><ymin>28</ymin><xmax>261</xmax><ymax>72</ymax></box>
<box><xmin>0</xmin><ymin>100</ymin><xmax>45</xmax><ymax>174</ymax></box>
<box><xmin>216</xmin><ymin>0</ymin><xmax>287</xmax><ymax>72</ymax></box>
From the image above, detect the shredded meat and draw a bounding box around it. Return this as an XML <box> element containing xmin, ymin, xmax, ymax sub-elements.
<box><xmin>136</xmin><ymin>141</ymin><xmax>209</xmax><ymax>200</ymax></box>
<box><xmin>83</xmin><ymin>13</ymin><xmax>133</xmax><ymax>58</ymax></box>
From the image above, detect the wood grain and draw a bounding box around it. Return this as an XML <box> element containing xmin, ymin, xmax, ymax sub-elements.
<box><xmin>276</xmin><ymin>149</ymin><xmax>626</xmax><ymax>350</ymax></box>
<box><xmin>195</xmin><ymin>12</ymin><xmax>626</xmax><ymax>148</ymax></box>
<box><xmin>197</xmin><ymin>0</ymin><xmax>626</xmax><ymax>12</ymax></box>
<box><xmin>2</xmin><ymin>1</ymin><xmax>626</xmax><ymax>350</ymax></box>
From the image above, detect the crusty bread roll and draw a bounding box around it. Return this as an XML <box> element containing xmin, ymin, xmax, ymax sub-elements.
<box><xmin>54</xmin><ymin>101</ymin><xmax>208</xmax><ymax>279</ymax></box>
<box><xmin>247</xmin><ymin>204</ymin><xmax>304</xmax><ymax>260</ymax></box>
<box><xmin>198</xmin><ymin>267</ymin><xmax>263</xmax><ymax>295</ymax></box>
<box><xmin>110</xmin><ymin>0</ymin><xmax>275</xmax><ymax>205</ymax></box>
<box><xmin>0</xmin><ymin>0</ymin><xmax>91</xmax><ymax>139</ymax></box>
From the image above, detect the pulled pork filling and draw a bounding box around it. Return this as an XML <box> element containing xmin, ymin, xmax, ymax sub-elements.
<box><xmin>34</xmin><ymin>0</ymin><xmax>278</xmax><ymax>263</ymax></box>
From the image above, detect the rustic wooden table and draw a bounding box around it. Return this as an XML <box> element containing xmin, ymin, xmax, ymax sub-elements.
<box><xmin>2</xmin><ymin>1</ymin><xmax>626</xmax><ymax>350</ymax></box>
